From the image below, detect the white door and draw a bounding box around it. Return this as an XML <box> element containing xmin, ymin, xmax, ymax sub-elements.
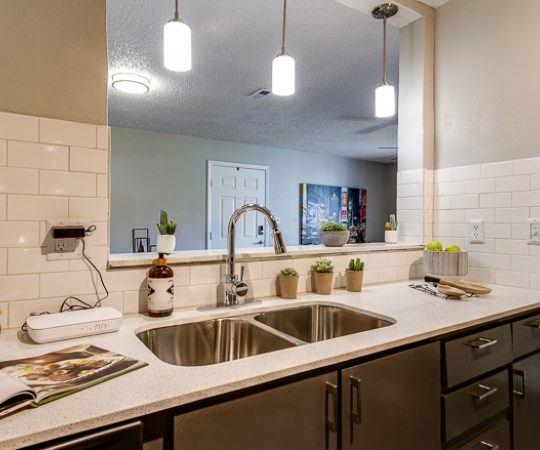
<box><xmin>207</xmin><ymin>161</ymin><xmax>269</xmax><ymax>249</ymax></box>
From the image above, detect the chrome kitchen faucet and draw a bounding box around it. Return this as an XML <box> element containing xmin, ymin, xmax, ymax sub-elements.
<box><xmin>223</xmin><ymin>204</ymin><xmax>286</xmax><ymax>306</ymax></box>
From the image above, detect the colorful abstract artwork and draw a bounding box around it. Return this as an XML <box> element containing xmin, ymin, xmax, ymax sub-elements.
<box><xmin>300</xmin><ymin>183</ymin><xmax>367</xmax><ymax>245</ymax></box>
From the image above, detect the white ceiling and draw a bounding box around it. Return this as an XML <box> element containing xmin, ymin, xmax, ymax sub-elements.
<box><xmin>107</xmin><ymin>0</ymin><xmax>400</xmax><ymax>163</ymax></box>
<box><xmin>418</xmin><ymin>0</ymin><xmax>451</xmax><ymax>7</ymax></box>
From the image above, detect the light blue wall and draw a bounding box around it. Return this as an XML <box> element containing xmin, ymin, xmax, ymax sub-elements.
<box><xmin>110</xmin><ymin>126</ymin><xmax>397</xmax><ymax>253</ymax></box>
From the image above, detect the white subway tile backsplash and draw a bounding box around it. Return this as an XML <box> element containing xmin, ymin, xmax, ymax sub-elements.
<box><xmin>7</xmin><ymin>141</ymin><xmax>68</xmax><ymax>170</ymax></box>
<box><xmin>495</xmin><ymin>239</ymin><xmax>529</xmax><ymax>256</ymax></box>
<box><xmin>123</xmin><ymin>290</ymin><xmax>144</xmax><ymax>314</ymax></box>
<box><xmin>103</xmin><ymin>269</ymin><xmax>147</xmax><ymax>292</ymax></box>
<box><xmin>512</xmin><ymin>191</ymin><xmax>540</xmax><ymax>207</ymax></box>
<box><xmin>8</xmin><ymin>247</ymin><xmax>68</xmax><ymax>274</ymax></box>
<box><xmin>480</xmin><ymin>193</ymin><xmax>511</xmax><ymax>208</ymax></box>
<box><xmin>0</xmin><ymin>112</ymin><xmax>38</xmax><ymax>142</ymax></box>
<box><xmin>512</xmin><ymin>223</ymin><xmax>527</xmax><ymax>240</ymax></box>
<box><xmin>96</xmin><ymin>126</ymin><xmax>110</xmax><ymax>151</ymax></box>
<box><xmin>0</xmin><ymin>140</ymin><xmax>6</xmax><ymax>165</ymax></box>
<box><xmin>0</xmin><ymin>221</ymin><xmax>39</xmax><ymax>247</ymax></box>
<box><xmin>40</xmin><ymin>170</ymin><xmax>96</xmax><ymax>197</ymax></box>
<box><xmin>465</xmin><ymin>239</ymin><xmax>495</xmax><ymax>254</ymax></box>
<box><xmin>68</xmin><ymin>245</ymin><xmax>109</xmax><ymax>271</ymax></box>
<box><xmin>40</xmin><ymin>271</ymin><xmax>98</xmax><ymax>298</ymax></box>
<box><xmin>0</xmin><ymin>302</ymin><xmax>7</xmax><ymax>330</ymax></box>
<box><xmin>481</xmin><ymin>161</ymin><xmax>513</xmax><ymax>178</ymax></box>
<box><xmin>68</xmin><ymin>197</ymin><xmax>108</xmax><ymax>221</ymax></box>
<box><xmin>190</xmin><ymin>264</ymin><xmax>220</xmax><ymax>285</ymax></box>
<box><xmin>512</xmin><ymin>256</ymin><xmax>540</xmax><ymax>274</ymax></box>
<box><xmin>466</xmin><ymin>267</ymin><xmax>496</xmax><ymax>284</ymax></box>
<box><xmin>262</xmin><ymin>259</ymin><xmax>293</xmax><ymax>279</ymax></box>
<box><xmin>496</xmin><ymin>270</ymin><xmax>530</xmax><ymax>288</ymax></box>
<box><xmin>397</xmin><ymin>183</ymin><xmax>422</xmax><ymax>197</ymax></box>
<box><xmin>0</xmin><ymin>167</ymin><xmax>38</xmax><ymax>194</ymax></box>
<box><xmin>451</xmin><ymin>164</ymin><xmax>481</xmax><ymax>181</ymax></box>
<box><xmin>97</xmin><ymin>174</ymin><xmax>108</xmax><ymax>197</ymax></box>
<box><xmin>437</xmin><ymin>181</ymin><xmax>464</xmax><ymax>196</ymax></box>
<box><xmin>437</xmin><ymin>209</ymin><xmax>465</xmax><ymax>223</ymax></box>
<box><xmin>514</xmin><ymin>157</ymin><xmax>540</xmax><ymax>175</ymax></box>
<box><xmin>172</xmin><ymin>266</ymin><xmax>190</xmax><ymax>287</ymax></box>
<box><xmin>70</xmin><ymin>147</ymin><xmax>108</xmax><ymax>173</ymax></box>
<box><xmin>478</xmin><ymin>253</ymin><xmax>511</xmax><ymax>270</ymax></box>
<box><xmin>434</xmin><ymin>196</ymin><xmax>451</xmax><ymax>210</ymax></box>
<box><xmin>0</xmin><ymin>248</ymin><xmax>6</xmax><ymax>274</ymax></box>
<box><xmin>450</xmin><ymin>194</ymin><xmax>478</xmax><ymax>209</ymax></box>
<box><xmin>434</xmin><ymin>167</ymin><xmax>452</xmax><ymax>182</ymax></box>
<box><xmin>8</xmin><ymin>195</ymin><xmax>67</xmax><ymax>220</ymax></box>
<box><xmin>0</xmin><ymin>194</ymin><xmax>5</xmax><ymax>220</ymax></box>
<box><xmin>495</xmin><ymin>207</ymin><xmax>529</xmax><ymax>223</ymax></box>
<box><xmin>464</xmin><ymin>178</ymin><xmax>495</xmax><ymax>194</ymax></box>
<box><xmin>397</xmin><ymin>196</ymin><xmax>423</xmax><ymax>210</ymax></box>
<box><xmin>39</xmin><ymin>118</ymin><xmax>96</xmax><ymax>148</ymax></box>
<box><xmin>0</xmin><ymin>274</ymin><xmax>39</xmax><ymax>301</ymax></box>
<box><xmin>399</xmin><ymin>169</ymin><xmax>423</xmax><ymax>184</ymax></box>
<box><xmin>496</xmin><ymin>175</ymin><xmax>530</xmax><ymax>193</ymax></box>
<box><xmin>485</xmin><ymin>223</ymin><xmax>512</xmax><ymax>239</ymax></box>
<box><xmin>531</xmin><ymin>175</ymin><xmax>540</xmax><ymax>190</ymax></box>
<box><xmin>465</xmin><ymin>209</ymin><xmax>494</xmax><ymax>222</ymax></box>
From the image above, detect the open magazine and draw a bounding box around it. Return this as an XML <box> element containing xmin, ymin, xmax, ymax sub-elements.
<box><xmin>0</xmin><ymin>344</ymin><xmax>147</xmax><ymax>417</ymax></box>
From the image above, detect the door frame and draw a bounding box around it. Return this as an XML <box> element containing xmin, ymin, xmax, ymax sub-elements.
<box><xmin>206</xmin><ymin>160</ymin><xmax>270</xmax><ymax>249</ymax></box>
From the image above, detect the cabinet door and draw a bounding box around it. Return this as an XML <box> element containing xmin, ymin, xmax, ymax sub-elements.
<box><xmin>174</xmin><ymin>371</ymin><xmax>338</xmax><ymax>450</ymax></box>
<box><xmin>513</xmin><ymin>351</ymin><xmax>540</xmax><ymax>450</ymax></box>
<box><xmin>342</xmin><ymin>342</ymin><xmax>441</xmax><ymax>450</ymax></box>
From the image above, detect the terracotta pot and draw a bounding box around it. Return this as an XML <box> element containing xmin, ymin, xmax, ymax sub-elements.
<box><xmin>320</xmin><ymin>230</ymin><xmax>350</xmax><ymax>247</ymax></box>
<box><xmin>346</xmin><ymin>269</ymin><xmax>364</xmax><ymax>292</ymax></box>
<box><xmin>313</xmin><ymin>272</ymin><xmax>333</xmax><ymax>295</ymax></box>
<box><xmin>157</xmin><ymin>235</ymin><xmax>176</xmax><ymax>254</ymax></box>
<box><xmin>278</xmin><ymin>274</ymin><xmax>299</xmax><ymax>299</ymax></box>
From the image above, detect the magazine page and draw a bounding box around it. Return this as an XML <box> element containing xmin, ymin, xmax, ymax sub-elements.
<box><xmin>0</xmin><ymin>371</ymin><xmax>35</xmax><ymax>416</ymax></box>
<box><xmin>0</xmin><ymin>344</ymin><xmax>147</xmax><ymax>405</ymax></box>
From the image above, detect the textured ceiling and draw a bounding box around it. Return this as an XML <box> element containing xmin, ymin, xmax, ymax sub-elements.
<box><xmin>107</xmin><ymin>0</ymin><xmax>399</xmax><ymax>162</ymax></box>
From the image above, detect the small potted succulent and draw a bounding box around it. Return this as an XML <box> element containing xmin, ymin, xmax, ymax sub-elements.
<box><xmin>156</xmin><ymin>210</ymin><xmax>177</xmax><ymax>254</ymax></box>
<box><xmin>312</xmin><ymin>258</ymin><xmax>334</xmax><ymax>295</ymax></box>
<box><xmin>278</xmin><ymin>267</ymin><xmax>299</xmax><ymax>299</ymax></box>
<box><xmin>346</xmin><ymin>258</ymin><xmax>365</xmax><ymax>292</ymax></box>
<box><xmin>319</xmin><ymin>220</ymin><xmax>350</xmax><ymax>247</ymax></box>
<box><xmin>384</xmin><ymin>214</ymin><xmax>398</xmax><ymax>244</ymax></box>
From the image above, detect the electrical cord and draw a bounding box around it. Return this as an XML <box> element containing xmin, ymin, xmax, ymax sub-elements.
<box><xmin>20</xmin><ymin>225</ymin><xmax>109</xmax><ymax>332</ymax></box>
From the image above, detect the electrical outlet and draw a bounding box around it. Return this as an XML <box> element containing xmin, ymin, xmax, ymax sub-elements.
<box><xmin>528</xmin><ymin>218</ymin><xmax>540</xmax><ymax>245</ymax></box>
<box><xmin>46</xmin><ymin>220</ymin><xmax>91</xmax><ymax>261</ymax></box>
<box><xmin>469</xmin><ymin>219</ymin><xmax>485</xmax><ymax>244</ymax></box>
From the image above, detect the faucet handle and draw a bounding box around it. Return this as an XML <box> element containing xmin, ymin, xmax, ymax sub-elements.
<box><xmin>240</xmin><ymin>265</ymin><xmax>245</xmax><ymax>282</ymax></box>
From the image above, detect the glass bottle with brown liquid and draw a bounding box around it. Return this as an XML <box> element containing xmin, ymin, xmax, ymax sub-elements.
<box><xmin>147</xmin><ymin>254</ymin><xmax>174</xmax><ymax>317</ymax></box>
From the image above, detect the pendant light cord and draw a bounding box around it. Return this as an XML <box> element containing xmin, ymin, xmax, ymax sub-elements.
<box><xmin>382</xmin><ymin>16</ymin><xmax>388</xmax><ymax>85</ymax></box>
<box><xmin>280</xmin><ymin>0</ymin><xmax>288</xmax><ymax>55</ymax></box>
<box><xmin>174</xmin><ymin>0</ymin><xmax>180</xmax><ymax>21</ymax></box>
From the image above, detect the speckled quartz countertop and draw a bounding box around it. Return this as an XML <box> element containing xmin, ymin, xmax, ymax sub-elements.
<box><xmin>1</xmin><ymin>281</ymin><xmax>539</xmax><ymax>449</ymax></box>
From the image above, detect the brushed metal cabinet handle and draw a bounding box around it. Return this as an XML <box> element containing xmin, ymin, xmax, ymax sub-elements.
<box><xmin>467</xmin><ymin>337</ymin><xmax>498</xmax><ymax>349</ymax></box>
<box><xmin>478</xmin><ymin>441</ymin><xmax>500</xmax><ymax>450</ymax></box>
<box><xmin>524</xmin><ymin>319</ymin><xmax>540</xmax><ymax>328</ymax></box>
<box><xmin>513</xmin><ymin>368</ymin><xmax>527</xmax><ymax>399</ymax></box>
<box><xmin>325</xmin><ymin>381</ymin><xmax>338</xmax><ymax>433</ymax></box>
<box><xmin>470</xmin><ymin>384</ymin><xmax>498</xmax><ymax>401</ymax></box>
<box><xmin>349</xmin><ymin>376</ymin><xmax>362</xmax><ymax>425</ymax></box>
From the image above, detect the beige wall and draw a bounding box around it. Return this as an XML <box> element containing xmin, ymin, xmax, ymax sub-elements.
<box><xmin>0</xmin><ymin>0</ymin><xmax>108</xmax><ymax>125</ymax></box>
<box><xmin>435</xmin><ymin>0</ymin><xmax>540</xmax><ymax>168</ymax></box>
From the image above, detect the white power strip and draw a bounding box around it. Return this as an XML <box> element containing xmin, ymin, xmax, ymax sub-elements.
<box><xmin>26</xmin><ymin>307</ymin><xmax>123</xmax><ymax>343</ymax></box>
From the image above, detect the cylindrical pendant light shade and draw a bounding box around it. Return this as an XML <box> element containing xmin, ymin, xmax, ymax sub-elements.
<box><xmin>375</xmin><ymin>84</ymin><xmax>395</xmax><ymax>118</ymax></box>
<box><xmin>163</xmin><ymin>20</ymin><xmax>192</xmax><ymax>72</ymax></box>
<box><xmin>272</xmin><ymin>54</ymin><xmax>295</xmax><ymax>96</ymax></box>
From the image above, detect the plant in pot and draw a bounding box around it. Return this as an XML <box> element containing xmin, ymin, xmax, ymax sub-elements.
<box><xmin>346</xmin><ymin>258</ymin><xmax>364</xmax><ymax>292</ymax></box>
<box><xmin>278</xmin><ymin>267</ymin><xmax>299</xmax><ymax>299</ymax></box>
<box><xmin>312</xmin><ymin>258</ymin><xmax>334</xmax><ymax>295</ymax></box>
<box><xmin>384</xmin><ymin>214</ymin><xmax>398</xmax><ymax>243</ymax></box>
<box><xmin>319</xmin><ymin>220</ymin><xmax>350</xmax><ymax>247</ymax></box>
<box><xmin>156</xmin><ymin>210</ymin><xmax>177</xmax><ymax>254</ymax></box>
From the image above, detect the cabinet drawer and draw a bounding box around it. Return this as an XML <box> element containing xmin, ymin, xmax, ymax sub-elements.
<box><xmin>513</xmin><ymin>313</ymin><xmax>540</xmax><ymax>359</ymax></box>
<box><xmin>445</xmin><ymin>324</ymin><xmax>512</xmax><ymax>387</ymax></box>
<box><xmin>454</xmin><ymin>420</ymin><xmax>510</xmax><ymax>450</ymax></box>
<box><xmin>444</xmin><ymin>370</ymin><xmax>509</xmax><ymax>442</ymax></box>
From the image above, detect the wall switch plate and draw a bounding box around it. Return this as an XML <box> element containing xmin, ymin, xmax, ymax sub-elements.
<box><xmin>45</xmin><ymin>220</ymin><xmax>90</xmax><ymax>261</ymax></box>
<box><xmin>469</xmin><ymin>219</ymin><xmax>485</xmax><ymax>244</ymax></box>
<box><xmin>528</xmin><ymin>218</ymin><xmax>540</xmax><ymax>245</ymax></box>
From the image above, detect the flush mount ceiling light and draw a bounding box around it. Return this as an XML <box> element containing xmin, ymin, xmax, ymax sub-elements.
<box><xmin>272</xmin><ymin>0</ymin><xmax>295</xmax><ymax>96</ymax></box>
<box><xmin>372</xmin><ymin>3</ymin><xmax>398</xmax><ymax>118</ymax></box>
<box><xmin>111</xmin><ymin>73</ymin><xmax>150</xmax><ymax>94</ymax></box>
<box><xmin>164</xmin><ymin>0</ymin><xmax>192</xmax><ymax>72</ymax></box>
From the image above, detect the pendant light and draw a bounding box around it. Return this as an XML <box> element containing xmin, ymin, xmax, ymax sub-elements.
<box><xmin>272</xmin><ymin>0</ymin><xmax>295</xmax><ymax>96</ymax></box>
<box><xmin>163</xmin><ymin>0</ymin><xmax>192</xmax><ymax>72</ymax></box>
<box><xmin>372</xmin><ymin>3</ymin><xmax>398</xmax><ymax>118</ymax></box>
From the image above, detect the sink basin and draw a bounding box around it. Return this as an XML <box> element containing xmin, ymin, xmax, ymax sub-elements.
<box><xmin>136</xmin><ymin>318</ymin><xmax>296</xmax><ymax>366</ymax></box>
<box><xmin>254</xmin><ymin>304</ymin><xmax>393</xmax><ymax>343</ymax></box>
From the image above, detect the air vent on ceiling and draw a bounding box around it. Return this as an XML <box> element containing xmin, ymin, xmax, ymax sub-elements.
<box><xmin>248</xmin><ymin>88</ymin><xmax>272</xmax><ymax>99</ymax></box>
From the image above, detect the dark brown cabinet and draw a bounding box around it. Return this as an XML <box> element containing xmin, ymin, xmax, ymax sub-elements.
<box><xmin>173</xmin><ymin>371</ymin><xmax>339</xmax><ymax>450</ymax></box>
<box><xmin>341</xmin><ymin>342</ymin><xmax>441</xmax><ymax>450</ymax></box>
<box><xmin>513</xmin><ymin>351</ymin><xmax>540</xmax><ymax>450</ymax></box>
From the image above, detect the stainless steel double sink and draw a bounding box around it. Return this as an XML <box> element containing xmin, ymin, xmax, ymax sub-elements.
<box><xmin>136</xmin><ymin>303</ymin><xmax>394</xmax><ymax>366</ymax></box>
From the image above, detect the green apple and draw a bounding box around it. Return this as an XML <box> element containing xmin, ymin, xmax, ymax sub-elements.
<box><xmin>426</xmin><ymin>240</ymin><xmax>443</xmax><ymax>252</ymax></box>
<box><xmin>445</xmin><ymin>244</ymin><xmax>461</xmax><ymax>252</ymax></box>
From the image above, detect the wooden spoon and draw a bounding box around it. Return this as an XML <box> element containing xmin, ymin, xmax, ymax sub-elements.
<box><xmin>425</xmin><ymin>275</ymin><xmax>492</xmax><ymax>295</ymax></box>
<box><xmin>437</xmin><ymin>285</ymin><xmax>467</xmax><ymax>298</ymax></box>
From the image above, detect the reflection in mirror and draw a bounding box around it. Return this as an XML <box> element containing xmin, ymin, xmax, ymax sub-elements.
<box><xmin>107</xmin><ymin>0</ymin><xmax>399</xmax><ymax>254</ymax></box>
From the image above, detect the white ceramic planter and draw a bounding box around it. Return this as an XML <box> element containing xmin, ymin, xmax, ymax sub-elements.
<box><xmin>384</xmin><ymin>230</ymin><xmax>398</xmax><ymax>244</ymax></box>
<box><xmin>157</xmin><ymin>234</ymin><xmax>176</xmax><ymax>254</ymax></box>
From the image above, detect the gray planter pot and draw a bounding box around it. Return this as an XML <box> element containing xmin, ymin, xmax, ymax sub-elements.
<box><xmin>320</xmin><ymin>230</ymin><xmax>350</xmax><ymax>247</ymax></box>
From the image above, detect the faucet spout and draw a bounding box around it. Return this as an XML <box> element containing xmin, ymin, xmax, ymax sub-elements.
<box><xmin>224</xmin><ymin>204</ymin><xmax>287</xmax><ymax>306</ymax></box>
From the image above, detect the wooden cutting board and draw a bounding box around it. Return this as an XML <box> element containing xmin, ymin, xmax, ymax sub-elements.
<box><xmin>437</xmin><ymin>285</ymin><xmax>467</xmax><ymax>298</ymax></box>
<box><xmin>425</xmin><ymin>275</ymin><xmax>492</xmax><ymax>295</ymax></box>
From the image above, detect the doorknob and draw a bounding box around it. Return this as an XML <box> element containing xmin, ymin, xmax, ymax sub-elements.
<box><xmin>253</xmin><ymin>240</ymin><xmax>263</xmax><ymax>245</ymax></box>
